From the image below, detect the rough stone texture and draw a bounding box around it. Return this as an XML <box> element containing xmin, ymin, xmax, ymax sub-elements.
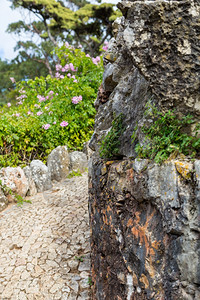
<box><xmin>118</xmin><ymin>0</ymin><xmax>200</xmax><ymax>116</ymax></box>
<box><xmin>0</xmin><ymin>188</ymin><xmax>8</xmax><ymax>212</ymax></box>
<box><xmin>30</xmin><ymin>160</ymin><xmax>52</xmax><ymax>193</ymax></box>
<box><xmin>90</xmin><ymin>0</ymin><xmax>200</xmax><ymax>158</ymax></box>
<box><xmin>23</xmin><ymin>166</ymin><xmax>37</xmax><ymax>196</ymax></box>
<box><xmin>0</xmin><ymin>167</ymin><xmax>29</xmax><ymax>197</ymax></box>
<box><xmin>89</xmin><ymin>158</ymin><xmax>200</xmax><ymax>299</ymax></box>
<box><xmin>69</xmin><ymin>151</ymin><xmax>88</xmax><ymax>173</ymax></box>
<box><xmin>0</xmin><ymin>172</ymin><xmax>91</xmax><ymax>299</ymax></box>
<box><xmin>47</xmin><ymin>145</ymin><xmax>70</xmax><ymax>181</ymax></box>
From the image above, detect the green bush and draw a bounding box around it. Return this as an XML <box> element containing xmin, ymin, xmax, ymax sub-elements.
<box><xmin>132</xmin><ymin>103</ymin><xmax>200</xmax><ymax>163</ymax></box>
<box><xmin>0</xmin><ymin>44</ymin><xmax>103</xmax><ymax>167</ymax></box>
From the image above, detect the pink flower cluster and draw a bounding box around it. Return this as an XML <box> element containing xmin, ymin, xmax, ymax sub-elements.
<box><xmin>37</xmin><ymin>111</ymin><xmax>43</xmax><ymax>116</ymax></box>
<box><xmin>102</xmin><ymin>41</ymin><xmax>109</xmax><ymax>51</ymax></box>
<box><xmin>92</xmin><ymin>56</ymin><xmax>101</xmax><ymax>65</ymax></box>
<box><xmin>42</xmin><ymin>124</ymin><xmax>50</xmax><ymax>130</ymax></box>
<box><xmin>71</xmin><ymin>95</ymin><xmax>82</xmax><ymax>104</ymax></box>
<box><xmin>60</xmin><ymin>121</ymin><xmax>68</xmax><ymax>127</ymax></box>
<box><xmin>7</xmin><ymin>103</ymin><xmax>11</xmax><ymax>107</ymax></box>
<box><xmin>55</xmin><ymin>62</ymin><xmax>77</xmax><ymax>79</ymax></box>
<box><xmin>37</xmin><ymin>95</ymin><xmax>46</xmax><ymax>102</ymax></box>
<box><xmin>12</xmin><ymin>113</ymin><xmax>20</xmax><ymax>117</ymax></box>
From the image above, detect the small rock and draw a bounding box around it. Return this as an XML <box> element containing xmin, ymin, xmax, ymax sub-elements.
<box><xmin>30</xmin><ymin>160</ymin><xmax>52</xmax><ymax>192</ymax></box>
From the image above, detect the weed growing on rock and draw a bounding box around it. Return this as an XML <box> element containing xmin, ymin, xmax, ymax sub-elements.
<box><xmin>75</xmin><ymin>255</ymin><xmax>84</xmax><ymax>262</ymax></box>
<box><xmin>132</xmin><ymin>103</ymin><xmax>200</xmax><ymax>164</ymax></box>
<box><xmin>67</xmin><ymin>170</ymin><xmax>83</xmax><ymax>178</ymax></box>
<box><xmin>99</xmin><ymin>113</ymin><xmax>124</xmax><ymax>159</ymax></box>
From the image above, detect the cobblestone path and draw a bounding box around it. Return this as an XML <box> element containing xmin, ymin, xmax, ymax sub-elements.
<box><xmin>0</xmin><ymin>173</ymin><xmax>90</xmax><ymax>300</ymax></box>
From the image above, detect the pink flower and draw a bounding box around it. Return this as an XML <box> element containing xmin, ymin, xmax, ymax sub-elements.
<box><xmin>42</xmin><ymin>124</ymin><xmax>50</xmax><ymax>130</ymax></box>
<box><xmin>72</xmin><ymin>95</ymin><xmax>82</xmax><ymax>104</ymax></box>
<box><xmin>56</xmin><ymin>64</ymin><xmax>62</xmax><ymax>71</ymax></box>
<box><xmin>65</xmin><ymin>42</ymin><xmax>69</xmax><ymax>47</ymax></box>
<box><xmin>15</xmin><ymin>113</ymin><xmax>20</xmax><ymax>117</ymax></box>
<box><xmin>49</xmin><ymin>111</ymin><xmax>53</xmax><ymax>115</ymax></box>
<box><xmin>37</xmin><ymin>95</ymin><xmax>45</xmax><ymax>102</ymax></box>
<box><xmin>17</xmin><ymin>94</ymin><xmax>27</xmax><ymax>100</ymax></box>
<box><xmin>53</xmin><ymin>121</ymin><xmax>56</xmax><ymax>124</ymax></box>
<box><xmin>60</xmin><ymin>75</ymin><xmax>64</xmax><ymax>79</ymax></box>
<box><xmin>55</xmin><ymin>72</ymin><xmax>60</xmax><ymax>78</ymax></box>
<box><xmin>102</xmin><ymin>45</ymin><xmax>108</xmax><ymax>51</ymax></box>
<box><xmin>37</xmin><ymin>111</ymin><xmax>43</xmax><ymax>116</ymax></box>
<box><xmin>78</xmin><ymin>44</ymin><xmax>82</xmax><ymax>48</ymax></box>
<box><xmin>34</xmin><ymin>104</ymin><xmax>40</xmax><ymax>108</ymax></box>
<box><xmin>69</xmin><ymin>63</ymin><xmax>76</xmax><ymax>72</ymax></box>
<box><xmin>60</xmin><ymin>121</ymin><xmax>68</xmax><ymax>127</ymax></box>
<box><xmin>27</xmin><ymin>111</ymin><xmax>31</xmax><ymax>115</ymax></box>
<box><xmin>72</xmin><ymin>75</ymin><xmax>76</xmax><ymax>79</ymax></box>
<box><xmin>67</xmin><ymin>73</ymin><xmax>71</xmax><ymax>78</ymax></box>
<box><xmin>86</xmin><ymin>54</ymin><xmax>90</xmax><ymax>57</ymax></box>
<box><xmin>17</xmin><ymin>101</ymin><xmax>23</xmax><ymax>105</ymax></box>
<box><xmin>7</xmin><ymin>103</ymin><xmax>11</xmax><ymax>107</ymax></box>
<box><xmin>73</xmin><ymin>79</ymin><xmax>78</xmax><ymax>83</ymax></box>
<box><xmin>49</xmin><ymin>91</ymin><xmax>54</xmax><ymax>95</ymax></box>
<box><xmin>10</xmin><ymin>77</ymin><xmax>15</xmax><ymax>83</ymax></box>
<box><xmin>92</xmin><ymin>56</ymin><xmax>101</xmax><ymax>65</ymax></box>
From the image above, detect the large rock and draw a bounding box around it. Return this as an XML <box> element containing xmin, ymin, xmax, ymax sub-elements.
<box><xmin>47</xmin><ymin>146</ymin><xmax>70</xmax><ymax>181</ymax></box>
<box><xmin>0</xmin><ymin>167</ymin><xmax>29</xmax><ymax>197</ymax></box>
<box><xmin>23</xmin><ymin>166</ymin><xmax>37</xmax><ymax>196</ymax></box>
<box><xmin>89</xmin><ymin>159</ymin><xmax>200</xmax><ymax>299</ymax></box>
<box><xmin>69</xmin><ymin>151</ymin><xmax>88</xmax><ymax>173</ymax></box>
<box><xmin>30</xmin><ymin>160</ymin><xmax>52</xmax><ymax>192</ymax></box>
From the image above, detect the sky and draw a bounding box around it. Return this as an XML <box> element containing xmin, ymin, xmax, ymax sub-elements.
<box><xmin>0</xmin><ymin>0</ymin><xmax>118</xmax><ymax>62</ymax></box>
<box><xmin>0</xmin><ymin>0</ymin><xmax>23</xmax><ymax>61</ymax></box>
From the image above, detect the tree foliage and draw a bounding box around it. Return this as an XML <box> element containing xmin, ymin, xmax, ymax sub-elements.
<box><xmin>9</xmin><ymin>0</ymin><xmax>121</xmax><ymax>56</ymax></box>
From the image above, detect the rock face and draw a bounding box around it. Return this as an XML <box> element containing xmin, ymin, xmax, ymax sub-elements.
<box><xmin>89</xmin><ymin>0</ymin><xmax>200</xmax><ymax>299</ymax></box>
<box><xmin>89</xmin><ymin>159</ymin><xmax>200</xmax><ymax>299</ymax></box>
<box><xmin>47</xmin><ymin>146</ymin><xmax>70</xmax><ymax>181</ymax></box>
<box><xmin>90</xmin><ymin>0</ymin><xmax>200</xmax><ymax>158</ymax></box>
<box><xmin>0</xmin><ymin>167</ymin><xmax>29</xmax><ymax>197</ymax></box>
<box><xmin>30</xmin><ymin>160</ymin><xmax>52</xmax><ymax>193</ymax></box>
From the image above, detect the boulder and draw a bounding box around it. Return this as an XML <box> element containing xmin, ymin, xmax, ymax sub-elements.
<box><xmin>47</xmin><ymin>146</ymin><xmax>70</xmax><ymax>181</ymax></box>
<box><xmin>69</xmin><ymin>151</ymin><xmax>88</xmax><ymax>173</ymax></box>
<box><xmin>0</xmin><ymin>167</ymin><xmax>29</xmax><ymax>197</ymax></box>
<box><xmin>30</xmin><ymin>160</ymin><xmax>52</xmax><ymax>192</ymax></box>
<box><xmin>23</xmin><ymin>166</ymin><xmax>37</xmax><ymax>196</ymax></box>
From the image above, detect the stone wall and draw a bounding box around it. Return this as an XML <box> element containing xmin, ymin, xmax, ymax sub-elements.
<box><xmin>89</xmin><ymin>158</ymin><xmax>200</xmax><ymax>299</ymax></box>
<box><xmin>89</xmin><ymin>0</ymin><xmax>200</xmax><ymax>299</ymax></box>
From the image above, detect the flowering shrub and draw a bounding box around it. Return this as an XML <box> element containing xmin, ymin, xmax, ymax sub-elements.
<box><xmin>0</xmin><ymin>44</ymin><xmax>103</xmax><ymax>167</ymax></box>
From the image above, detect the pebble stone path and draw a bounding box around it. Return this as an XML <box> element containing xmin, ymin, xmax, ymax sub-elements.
<box><xmin>0</xmin><ymin>173</ymin><xmax>91</xmax><ymax>300</ymax></box>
